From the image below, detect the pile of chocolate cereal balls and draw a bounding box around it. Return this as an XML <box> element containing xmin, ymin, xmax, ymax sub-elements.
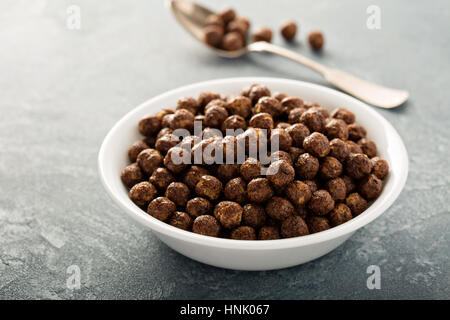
<box><xmin>121</xmin><ymin>84</ymin><xmax>389</xmax><ymax>240</ymax></box>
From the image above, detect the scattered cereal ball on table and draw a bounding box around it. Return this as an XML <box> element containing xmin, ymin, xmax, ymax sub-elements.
<box><xmin>303</xmin><ymin>132</ymin><xmax>330</xmax><ymax>158</ymax></box>
<box><xmin>224</xmin><ymin>177</ymin><xmax>247</xmax><ymax>204</ymax></box>
<box><xmin>195</xmin><ymin>175</ymin><xmax>223</xmax><ymax>201</ymax></box>
<box><xmin>164</xmin><ymin>147</ymin><xmax>189</xmax><ymax>174</ymax></box>
<box><xmin>285</xmin><ymin>180</ymin><xmax>312</xmax><ymax>207</ymax></box>
<box><xmin>347</xmin><ymin>123</ymin><xmax>367</xmax><ymax>141</ymax></box>
<box><xmin>165</xmin><ymin>182</ymin><xmax>191</xmax><ymax>207</ymax></box>
<box><xmin>266</xmin><ymin>197</ymin><xmax>294</xmax><ymax>221</ymax></box>
<box><xmin>149</xmin><ymin>167</ymin><xmax>175</xmax><ymax>191</ymax></box>
<box><xmin>270</xmin><ymin>128</ymin><xmax>293</xmax><ymax>151</ymax></box>
<box><xmin>325</xmin><ymin>119</ymin><xmax>349</xmax><ymax>140</ymax></box>
<box><xmin>183</xmin><ymin>166</ymin><xmax>209</xmax><ymax>189</ymax></box>
<box><xmin>357</xmin><ymin>138</ymin><xmax>377</xmax><ymax>158</ymax></box>
<box><xmin>138</xmin><ymin>115</ymin><xmax>161</xmax><ymax>137</ymax></box>
<box><xmin>253</xmin><ymin>27</ymin><xmax>272</xmax><ymax>43</ymax></box>
<box><xmin>309</xmin><ymin>190</ymin><xmax>335</xmax><ymax>216</ymax></box>
<box><xmin>170</xmin><ymin>109</ymin><xmax>195</xmax><ymax>131</ymax></box>
<box><xmin>254</xmin><ymin>96</ymin><xmax>283</xmax><ymax>118</ymax></box>
<box><xmin>222</xmin><ymin>115</ymin><xmax>247</xmax><ymax>132</ymax></box>
<box><xmin>186</xmin><ymin>197</ymin><xmax>212</xmax><ymax>218</ymax></box>
<box><xmin>346</xmin><ymin>192</ymin><xmax>368</xmax><ymax>216</ymax></box>
<box><xmin>329</xmin><ymin>138</ymin><xmax>350</xmax><ymax>162</ymax></box>
<box><xmin>295</xmin><ymin>153</ymin><xmax>319</xmax><ymax>180</ymax></box>
<box><xmin>147</xmin><ymin>197</ymin><xmax>176</xmax><ymax>222</ymax></box>
<box><xmin>308</xmin><ymin>30</ymin><xmax>324</xmax><ymax>50</ymax></box>
<box><xmin>155</xmin><ymin>134</ymin><xmax>180</xmax><ymax>155</ymax></box>
<box><xmin>214</xmin><ymin>201</ymin><xmax>243</xmax><ymax>229</ymax></box>
<box><xmin>319</xmin><ymin>156</ymin><xmax>343</xmax><ymax>180</ymax></box>
<box><xmin>169</xmin><ymin>211</ymin><xmax>193</xmax><ymax>231</ymax></box>
<box><xmin>247</xmin><ymin>178</ymin><xmax>274</xmax><ymax>203</ymax></box>
<box><xmin>193</xmin><ymin>215</ymin><xmax>221</xmax><ymax>237</ymax></box>
<box><xmin>137</xmin><ymin>148</ymin><xmax>163</xmax><ymax>175</ymax></box>
<box><xmin>226</xmin><ymin>96</ymin><xmax>252</xmax><ymax>118</ymax></box>
<box><xmin>128</xmin><ymin>140</ymin><xmax>149</xmax><ymax>163</ymax></box>
<box><xmin>286</xmin><ymin>123</ymin><xmax>310</xmax><ymax>147</ymax></box>
<box><xmin>281</xmin><ymin>216</ymin><xmax>309</xmax><ymax>238</ymax></box>
<box><xmin>266</xmin><ymin>160</ymin><xmax>295</xmax><ymax>188</ymax></box>
<box><xmin>371</xmin><ymin>157</ymin><xmax>389</xmax><ymax>179</ymax></box>
<box><xmin>328</xmin><ymin>203</ymin><xmax>353</xmax><ymax>226</ymax></box>
<box><xmin>307</xmin><ymin>216</ymin><xmax>331</xmax><ymax>234</ymax></box>
<box><xmin>359</xmin><ymin>174</ymin><xmax>383</xmax><ymax>200</ymax></box>
<box><xmin>221</xmin><ymin>32</ymin><xmax>244</xmax><ymax>51</ymax></box>
<box><xmin>258</xmin><ymin>226</ymin><xmax>280</xmax><ymax>240</ymax></box>
<box><xmin>249</xmin><ymin>112</ymin><xmax>274</xmax><ymax>131</ymax></box>
<box><xmin>325</xmin><ymin>177</ymin><xmax>347</xmax><ymax>201</ymax></box>
<box><xmin>300</xmin><ymin>108</ymin><xmax>326</xmax><ymax>133</ymax></box>
<box><xmin>280</xmin><ymin>20</ymin><xmax>297</xmax><ymax>41</ymax></box>
<box><xmin>240</xmin><ymin>158</ymin><xmax>262</xmax><ymax>181</ymax></box>
<box><xmin>242</xmin><ymin>203</ymin><xmax>266</xmax><ymax>229</ymax></box>
<box><xmin>121</xmin><ymin>163</ymin><xmax>144</xmax><ymax>188</ymax></box>
<box><xmin>129</xmin><ymin>181</ymin><xmax>157</xmax><ymax>206</ymax></box>
<box><xmin>288</xmin><ymin>107</ymin><xmax>307</xmax><ymax>124</ymax></box>
<box><xmin>331</xmin><ymin>107</ymin><xmax>355</xmax><ymax>124</ymax></box>
<box><xmin>231</xmin><ymin>226</ymin><xmax>256</xmax><ymax>240</ymax></box>
<box><xmin>248</xmin><ymin>84</ymin><xmax>271</xmax><ymax>104</ymax></box>
<box><xmin>346</xmin><ymin>153</ymin><xmax>372</xmax><ymax>179</ymax></box>
<box><xmin>177</xmin><ymin>97</ymin><xmax>200</xmax><ymax>115</ymax></box>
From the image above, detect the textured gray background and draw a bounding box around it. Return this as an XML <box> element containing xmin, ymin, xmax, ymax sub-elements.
<box><xmin>0</xmin><ymin>0</ymin><xmax>449</xmax><ymax>300</ymax></box>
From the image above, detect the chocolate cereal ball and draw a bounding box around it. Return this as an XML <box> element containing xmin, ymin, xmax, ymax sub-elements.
<box><xmin>331</xmin><ymin>108</ymin><xmax>355</xmax><ymax>124</ymax></box>
<box><xmin>253</xmin><ymin>27</ymin><xmax>272</xmax><ymax>43</ymax></box>
<box><xmin>266</xmin><ymin>197</ymin><xmax>294</xmax><ymax>220</ymax></box>
<box><xmin>254</xmin><ymin>96</ymin><xmax>283</xmax><ymax>118</ymax></box>
<box><xmin>249</xmin><ymin>112</ymin><xmax>274</xmax><ymax>131</ymax></box>
<box><xmin>147</xmin><ymin>197</ymin><xmax>176</xmax><ymax>222</ymax></box>
<box><xmin>121</xmin><ymin>163</ymin><xmax>144</xmax><ymax>188</ymax></box>
<box><xmin>164</xmin><ymin>147</ymin><xmax>189</xmax><ymax>174</ymax></box>
<box><xmin>325</xmin><ymin>119</ymin><xmax>349</xmax><ymax>140</ymax></box>
<box><xmin>224</xmin><ymin>177</ymin><xmax>247</xmax><ymax>204</ymax></box>
<box><xmin>169</xmin><ymin>211</ymin><xmax>193</xmax><ymax>231</ymax></box>
<box><xmin>289</xmin><ymin>146</ymin><xmax>304</xmax><ymax>164</ymax></box>
<box><xmin>155</xmin><ymin>134</ymin><xmax>180</xmax><ymax>155</ymax></box>
<box><xmin>248</xmin><ymin>84</ymin><xmax>271</xmax><ymax>104</ymax></box>
<box><xmin>161</xmin><ymin>114</ymin><xmax>174</xmax><ymax>128</ymax></box>
<box><xmin>193</xmin><ymin>215</ymin><xmax>221</xmax><ymax>237</ymax></box>
<box><xmin>294</xmin><ymin>206</ymin><xmax>309</xmax><ymax>219</ymax></box>
<box><xmin>129</xmin><ymin>181</ymin><xmax>157</xmax><ymax>206</ymax></box>
<box><xmin>346</xmin><ymin>153</ymin><xmax>372</xmax><ymax>179</ymax></box>
<box><xmin>328</xmin><ymin>203</ymin><xmax>352</xmax><ymax>226</ymax></box>
<box><xmin>216</xmin><ymin>164</ymin><xmax>240</xmax><ymax>182</ymax></box>
<box><xmin>303</xmin><ymin>132</ymin><xmax>330</xmax><ymax>158</ymax></box>
<box><xmin>204</xmin><ymin>25</ymin><xmax>223</xmax><ymax>47</ymax></box>
<box><xmin>280</xmin><ymin>20</ymin><xmax>297</xmax><ymax>41</ymax></box>
<box><xmin>128</xmin><ymin>140</ymin><xmax>149</xmax><ymax>162</ymax></box>
<box><xmin>156</xmin><ymin>127</ymin><xmax>173</xmax><ymax>140</ymax></box>
<box><xmin>227</xmin><ymin>20</ymin><xmax>248</xmax><ymax>40</ymax></box>
<box><xmin>242</xmin><ymin>203</ymin><xmax>266</xmax><ymax>228</ymax></box>
<box><xmin>231</xmin><ymin>226</ymin><xmax>256</xmax><ymax>240</ymax></box>
<box><xmin>288</xmin><ymin>107</ymin><xmax>307</xmax><ymax>124</ymax></box>
<box><xmin>285</xmin><ymin>181</ymin><xmax>312</xmax><ymax>207</ymax></box>
<box><xmin>371</xmin><ymin>157</ymin><xmax>389</xmax><ymax>179</ymax></box>
<box><xmin>137</xmin><ymin>148</ymin><xmax>163</xmax><ymax>175</ymax></box>
<box><xmin>308</xmin><ymin>31</ymin><xmax>324</xmax><ymax>51</ymax></box>
<box><xmin>221</xmin><ymin>115</ymin><xmax>247</xmax><ymax>133</ymax></box>
<box><xmin>205</xmin><ymin>14</ymin><xmax>224</xmax><ymax>28</ymax></box>
<box><xmin>266</xmin><ymin>160</ymin><xmax>295</xmax><ymax>188</ymax></box>
<box><xmin>345</xmin><ymin>140</ymin><xmax>363</xmax><ymax>154</ymax></box>
<box><xmin>149</xmin><ymin>167</ymin><xmax>175</xmax><ymax>191</ymax></box>
<box><xmin>347</xmin><ymin>123</ymin><xmax>367</xmax><ymax>141</ymax></box>
<box><xmin>240</xmin><ymin>158</ymin><xmax>262</xmax><ymax>181</ymax></box>
<box><xmin>195</xmin><ymin>175</ymin><xmax>223</xmax><ymax>201</ymax></box>
<box><xmin>221</xmin><ymin>32</ymin><xmax>244</xmax><ymax>51</ymax></box>
<box><xmin>319</xmin><ymin>156</ymin><xmax>343</xmax><ymax>180</ymax></box>
<box><xmin>325</xmin><ymin>177</ymin><xmax>347</xmax><ymax>201</ymax></box>
<box><xmin>304</xmin><ymin>180</ymin><xmax>318</xmax><ymax>193</ymax></box>
<box><xmin>295</xmin><ymin>153</ymin><xmax>319</xmax><ymax>180</ymax></box>
<box><xmin>205</xmin><ymin>105</ymin><xmax>229</xmax><ymax>128</ymax></box>
<box><xmin>281</xmin><ymin>97</ymin><xmax>303</xmax><ymax>115</ymax></box>
<box><xmin>138</xmin><ymin>115</ymin><xmax>161</xmax><ymax>137</ymax></box>
<box><xmin>198</xmin><ymin>92</ymin><xmax>221</xmax><ymax>109</ymax></box>
<box><xmin>309</xmin><ymin>190</ymin><xmax>335</xmax><ymax>216</ymax></box>
<box><xmin>357</xmin><ymin>138</ymin><xmax>377</xmax><ymax>158</ymax></box>
<box><xmin>204</xmin><ymin>98</ymin><xmax>227</xmax><ymax>113</ymax></box>
<box><xmin>170</xmin><ymin>109</ymin><xmax>195</xmax><ymax>131</ymax></box>
<box><xmin>359</xmin><ymin>174</ymin><xmax>383</xmax><ymax>200</ymax></box>
<box><xmin>247</xmin><ymin>178</ymin><xmax>274</xmax><ymax>203</ymax></box>
<box><xmin>300</xmin><ymin>108</ymin><xmax>326</xmax><ymax>132</ymax></box>
<box><xmin>346</xmin><ymin>192</ymin><xmax>368</xmax><ymax>216</ymax></box>
<box><xmin>183</xmin><ymin>166</ymin><xmax>209</xmax><ymax>189</ymax></box>
<box><xmin>307</xmin><ymin>216</ymin><xmax>331</xmax><ymax>234</ymax></box>
<box><xmin>342</xmin><ymin>175</ymin><xmax>357</xmax><ymax>195</ymax></box>
<box><xmin>219</xmin><ymin>7</ymin><xmax>236</xmax><ymax>24</ymax></box>
<box><xmin>186</xmin><ymin>197</ymin><xmax>212</xmax><ymax>218</ymax></box>
<box><xmin>281</xmin><ymin>216</ymin><xmax>309</xmax><ymax>238</ymax></box>
<box><xmin>276</xmin><ymin>122</ymin><xmax>291</xmax><ymax>129</ymax></box>
<box><xmin>270</xmin><ymin>150</ymin><xmax>293</xmax><ymax>165</ymax></box>
<box><xmin>177</xmin><ymin>97</ymin><xmax>200</xmax><ymax>115</ymax></box>
<box><xmin>286</xmin><ymin>123</ymin><xmax>310</xmax><ymax>147</ymax></box>
<box><xmin>214</xmin><ymin>201</ymin><xmax>243</xmax><ymax>229</ymax></box>
<box><xmin>270</xmin><ymin>128</ymin><xmax>293</xmax><ymax>151</ymax></box>
<box><xmin>258</xmin><ymin>226</ymin><xmax>281</xmax><ymax>240</ymax></box>
<box><xmin>329</xmin><ymin>138</ymin><xmax>350</xmax><ymax>162</ymax></box>
<box><xmin>226</xmin><ymin>95</ymin><xmax>252</xmax><ymax>118</ymax></box>
<box><xmin>273</xmin><ymin>92</ymin><xmax>287</xmax><ymax>102</ymax></box>
<box><xmin>165</xmin><ymin>182</ymin><xmax>190</xmax><ymax>207</ymax></box>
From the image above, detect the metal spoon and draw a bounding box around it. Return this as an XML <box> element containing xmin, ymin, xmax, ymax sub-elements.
<box><xmin>168</xmin><ymin>0</ymin><xmax>409</xmax><ymax>109</ymax></box>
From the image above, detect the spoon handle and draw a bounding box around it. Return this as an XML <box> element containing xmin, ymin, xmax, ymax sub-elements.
<box><xmin>247</xmin><ymin>41</ymin><xmax>408</xmax><ymax>108</ymax></box>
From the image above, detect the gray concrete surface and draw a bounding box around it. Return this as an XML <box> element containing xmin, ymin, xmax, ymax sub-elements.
<box><xmin>0</xmin><ymin>0</ymin><xmax>449</xmax><ymax>299</ymax></box>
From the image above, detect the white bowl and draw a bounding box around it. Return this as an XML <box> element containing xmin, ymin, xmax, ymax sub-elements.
<box><xmin>98</xmin><ymin>77</ymin><xmax>408</xmax><ymax>271</ymax></box>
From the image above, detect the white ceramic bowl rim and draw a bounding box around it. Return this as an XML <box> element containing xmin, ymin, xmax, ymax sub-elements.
<box><xmin>98</xmin><ymin>77</ymin><xmax>408</xmax><ymax>251</ymax></box>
